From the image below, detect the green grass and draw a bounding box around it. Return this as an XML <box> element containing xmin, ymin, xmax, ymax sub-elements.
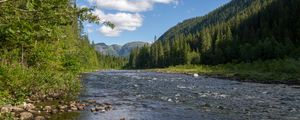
<box><xmin>154</xmin><ymin>58</ymin><xmax>300</xmax><ymax>84</ymax></box>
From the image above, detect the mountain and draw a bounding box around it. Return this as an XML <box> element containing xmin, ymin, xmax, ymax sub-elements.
<box><xmin>128</xmin><ymin>0</ymin><xmax>300</xmax><ymax>68</ymax></box>
<box><xmin>94</xmin><ymin>43</ymin><xmax>120</xmax><ymax>56</ymax></box>
<box><xmin>119</xmin><ymin>42</ymin><xmax>149</xmax><ymax>57</ymax></box>
<box><xmin>94</xmin><ymin>41</ymin><xmax>148</xmax><ymax>57</ymax></box>
<box><xmin>158</xmin><ymin>0</ymin><xmax>254</xmax><ymax>42</ymax></box>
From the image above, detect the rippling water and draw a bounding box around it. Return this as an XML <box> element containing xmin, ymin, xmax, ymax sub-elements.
<box><xmin>68</xmin><ymin>70</ymin><xmax>300</xmax><ymax>120</ymax></box>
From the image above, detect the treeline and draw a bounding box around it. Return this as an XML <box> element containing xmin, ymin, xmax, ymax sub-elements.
<box><xmin>128</xmin><ymin>0</ymin><xmax>300</xmax><ymax>69</ymax></box>
<box><xmin>97</xmin><ymin>53</ymin><xmax>128</xmax><ymax>69</ymax></box>
<box><xmin>0</xmin><ymin>0</ymin><xmax>104</xmax><ymax>105</ymax></box>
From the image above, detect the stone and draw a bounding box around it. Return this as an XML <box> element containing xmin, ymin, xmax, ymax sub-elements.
<box><xmin>11</xmin><ymin>106</ymin><xmax>25</xmax><ymax>112</ymax></box>
<box><xmin>35</xmin><ymin>116</ymin><xmax>46</xmax><ymax>120</ymax></box>
<box><xmin>71</xmin><ymin>107</ymin><xmax>78</xmax><ymax>111</ymax></box>
<box><xmin>1</xmin><ymin>105</ymin><xmax>12</xmax><ymax>113</ymax></box>
<box><xmin>20</xmin><ymin>112</ymin><xmax>33</xmax><ymax>120</ymax></box>
<box><xmin>23</xmin><ymin>103</ymin><xmax>35</xmax><ymax>111</ymax></box>
<box><xmin>90</xmin><ymin>108</ymin><xmax>96</xmax><ymax>112</ymax></box>
<box><xmin>58</xmin><ymin>105</ymin><xmax>67</xmax><ymax>110</ymax></box>
<box><xmin>43</xmin><ymin>106</ymin><xmax>52</xmax><ymax>112</ymax></box>
<box><xmin>95</xmin><ymin>106</ymin><xmax>105</xmax><ymax>111</ymax></box>
<box><xmin>105</xmin><ymin>105</ymin><xmax>112</xmax><ymax>111</ymax></box>
<box><xmin>78</xmin><ymin>106</ymin><xmax>85</xmax><ymax>110</ymax></box>
<box><xmin>193</xmin><ymin>73</ymin><xmax>199</xmax><ymax>77</ymax></box>
<box><xmin>28</xmin><ymin>109</ymin><xmax>41</xmax><ymax>115</ymax></box>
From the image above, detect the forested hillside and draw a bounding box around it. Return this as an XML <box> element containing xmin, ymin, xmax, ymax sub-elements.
<box><xmin>0</xmin><ymin>0</ymin><xmax>116</xmax><ymax>106</ymax></box>
<box><xmin>128</xmin><ymin>0</ymin><xmax>300</xmax><ymax>68</ymax></box>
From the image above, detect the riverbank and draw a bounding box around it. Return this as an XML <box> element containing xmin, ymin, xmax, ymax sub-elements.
<box><xmin>153</xmin><ymin>58</ymin><xmax>300</xmax><ymax>85</ymax></box>
<box><xmin>0</xmin><ymin>63</ymin><xmax>99</xmax><ymax>119</ymax></box>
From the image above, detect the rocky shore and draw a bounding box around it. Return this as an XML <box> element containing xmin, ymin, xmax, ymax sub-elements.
<box><xmin>0</xmin><ymin>99</ymin><xmax>112</xmax><ymax>120</ymax></box>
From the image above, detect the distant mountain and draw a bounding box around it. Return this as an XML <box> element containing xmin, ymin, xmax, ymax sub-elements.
<box><xmin>94</xmin><ymin>41</ymin><xmax>148</xmax><ymax>57</ymax></box>
<box><xmin>119</xmin><ymin>42</ymin><xmax>149</xmax><ymax>57</ymax></box>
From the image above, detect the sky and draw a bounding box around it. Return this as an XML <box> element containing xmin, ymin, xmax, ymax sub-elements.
<box><xmin>77</xmin><ymin>0</ymin><xmax>231</xmax><ymax>45</ymax></box>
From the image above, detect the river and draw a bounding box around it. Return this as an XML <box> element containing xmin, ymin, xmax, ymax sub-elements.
<box><xmin>61</xmin><ymin>70</ymin><xmax>300</xmax><ymax>120</ymax></box>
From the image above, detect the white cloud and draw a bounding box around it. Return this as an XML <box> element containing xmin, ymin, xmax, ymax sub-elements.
<box><xmin>93</xmin><ymin>9</ymin><xmax>143</xmax><ymax>37</ymax></box>
<box><xmin>88</xmin><ymin>0</ymin><xmax>178</xmax><ymax>37</ymax></box>
<box><xmin>88</xmin><ymin>0</ymin><xmax>178</xmax><ymax>12</ymax></box>
<box><xmin>99</xmin><ymin>26</ymin><xmax>122</xmax><ymax>37</ymax></box>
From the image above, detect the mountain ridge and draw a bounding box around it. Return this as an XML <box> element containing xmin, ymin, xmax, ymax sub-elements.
<box><xmin>94</xmin><ymin>41</ymin><xmax>148</xmax><ymax>57</ymax></box>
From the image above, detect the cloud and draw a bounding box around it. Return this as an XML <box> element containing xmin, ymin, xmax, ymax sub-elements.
<box><xmin>99</xmin><ymin>26</ymin><xmax>122</xmax><ymax>37</ymax></box>
<box><xmin>88</xmin><ymin>0</ymin><xmax>178</xmax><ymax>12</ymax></box>
<box><xmin>93</xmin><ymin>9</ymin><xmax>143</xmax><ymax>37</ymax></box>
<box><xmin>88</xmin><ymin>0</ymin><xmax>178</xmax><ymax>37</ymax></box>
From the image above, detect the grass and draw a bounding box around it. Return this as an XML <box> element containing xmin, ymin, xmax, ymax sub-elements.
<box><xmin>154</xmin><ymin>58</ymin><xmax>300</xmax><ymax>84</ymax></box>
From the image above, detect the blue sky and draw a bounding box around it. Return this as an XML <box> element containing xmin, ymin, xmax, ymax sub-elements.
<box><xmin>77</xmin><ymin>0</ymin><xmax>231</xmax><ymax>45</ymax></box>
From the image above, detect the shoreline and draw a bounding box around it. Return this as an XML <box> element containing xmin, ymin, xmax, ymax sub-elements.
<box><xmin>150</xmin><ymin>68</ymin><xmax>300</xmax><ymax>85</ymax></box>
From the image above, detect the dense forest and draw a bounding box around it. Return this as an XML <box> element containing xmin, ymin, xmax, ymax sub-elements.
<box><xmin>0</xmin><ymin>0</ymin><xmax>121</xmax><ymax>106</ymax></box>
<box><xmin>128</xmin><ymin>0</ymin><xmax>300</xmax><ymax>69</ymax></box>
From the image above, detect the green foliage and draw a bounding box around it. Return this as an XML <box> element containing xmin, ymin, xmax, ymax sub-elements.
<box><xmin>0</xmin><ymin>0</ymin><xmax>112</xmax><ymax>106</ymax></box>
<box><xmin>128</xmin><ymin>0</ymin><xmax>300</xmax><ymax>73</ymax></box>
<box><xmin>97</xmin><ymin>53</ymin><xmax>128</xmax><ymax>69</ymax></box>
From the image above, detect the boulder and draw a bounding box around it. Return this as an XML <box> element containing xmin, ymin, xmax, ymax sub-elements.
<box><xmin>20</xmin><ymin>112</ymin><xmax>33</xmax><ymax>120</ymax></box>
<box><xmin>11</xmin><ymin>106</ymin><xmax>24</xmax><ymax>112</ymax></box>
<box><xmin>1</xmin><ymin>105</ymin><xmax>12</xmax><ymax>113</ymax></box>
<box><xmin>193</xmin><ymin>73</ymin><xmax>199</xmax><ymax>77</ymax></box>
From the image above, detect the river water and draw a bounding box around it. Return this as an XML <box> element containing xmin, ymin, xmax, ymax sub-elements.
<box><xmin>72</xmin><ymin>70</ymin><xmax>300</xmax><ymax>120</ymax></box>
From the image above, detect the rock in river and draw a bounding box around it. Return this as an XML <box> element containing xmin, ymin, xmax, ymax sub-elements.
<box><xmin>193</xmin><ymin>73</ymin><xmax>199</xmax><ymax>77</ymax></box>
